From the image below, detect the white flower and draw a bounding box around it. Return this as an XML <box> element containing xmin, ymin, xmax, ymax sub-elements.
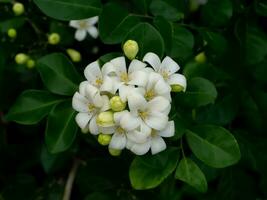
<box><xmin>127</xmin><ymin>121</ymin><xmax>175</xmax><ymax>155</ymax></box>
<box><xmin>128</xmin><ymin>93</ymin><xmax>170</xmax><ymax>131</ymax></box>
<box><xmin>69</xmin><ymin>16</ymin><xmax>98</xmax><ymax>41</ymax></box>
<box><xmin>143</xmin><ymin>52</ymin><xmax>187</xmax><ymax>91</ymax></box>
<box><xmin>72</xmin><ymin>82</ymin><xmax>110</xmax><ymax>134</ymax></box>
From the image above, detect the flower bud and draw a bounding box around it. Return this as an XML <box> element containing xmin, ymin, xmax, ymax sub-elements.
<box><xmin>48</xmin><ymin>33</ymin><xmax>60</xmax><ymax>45</ymax></box>
<box><xmin>109</xmin><ymin>148</ymin><xmax>121</xmax><ymax>156</ymax></box>
<box><xmin>110</xmin><ymin>96</ymin><xmax>126</xmax><ymax>112</ymax></box>
<box><xmin>194</xmin><ymin>52</ymin><xmax>206</xmax><ymax>63</ymax></box>
<box><xmin>66</xmin><ymin>48</ymin><xmax>81</xmax><ymax>62</ymax></box>
<box><xmin>26</xmin><ymin>59</ymin><xmax>35</xmax><ymax>69</ymax></box>
<box><xmin>96</xmin><ymin>111</ymin><xmax>114</xmax><ymax>127</ymax></box>
<box><xmin>171</xmin><ymin>84</ymin><xmax>184</xmax><ymax>92</ymax></box>
<box><xmin>98</xmin><ymin>134</ymin><xmax>112</xmax><ymax>146</ymax></box>
<box><xmin>12</xmin><ymin>2</ymin><xmax>24</xmax><ymax>16</ymax></box>
<box><xmin>123</xmin><ymin>40</ymin><xmax>139</xmax><ymax>60</ymax></box>
<box><xmin>15</xmin><ymin>53</ymin><xmax>28</xmax><ymax>64</ymax></box>
<box><xmin>7</xmin><ymin>28</ymin><xmax>17</xmax><ymax>38</ymax></box>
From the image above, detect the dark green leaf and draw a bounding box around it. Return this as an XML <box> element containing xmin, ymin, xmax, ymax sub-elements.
<box><xmin>5</xmin><ymin>90</ymin><xmax>64</xmax><ymax>125</ymax></box>
<box><xmin>33</xmin><ymin>0</ymin><xmax>102</xmax><ymax>20</ymax></box>
<box><xmin>125</xmin><ymin>22</ymin><xmax>165</xmax><ymax>58</ymax></box>
<box><xmin>129</xmin><ymin>147</ymin><xmax>179</xmax><ymax>189</ymax></box>
<box><xmin>255</xmin><ymin>0</ymin><xmax>267</xmax><ymax>16</ymax></box>
<box><xmin>175</xmin><ymin>157</ymin><xmax>208</xmax><ymax>193</ymax></box>
<box><xmin>37</xmin><ymin>53</ymin><xmax>81</xmax><ymax>96</ymax></box>
<box><xmin>0</xmin><ymin>18</ymin><xmax>25</xmax><ymax>32</ymax></box>
<box><xmin>99</xmin><ymin>3</ymin><xmax>140</xmax><ymax>44</ymax></box>
<box><xmin>45</xmin><ymin>101</ymin><xmax>77</xmax><ymax>153</ymax></box>
<box><xmin>186</xmin><ymin>125</ymin><xmax>241</xmax><ymax>168</ymax></box>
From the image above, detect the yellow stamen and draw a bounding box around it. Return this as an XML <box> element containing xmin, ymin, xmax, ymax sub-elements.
<box><xmin>145</xmin><ymin>89</ymin><xmax>155</xmax><ymax>101</ymax></box>
<box><xmin>116</xmin><ymin>127</ymin><xmax>125</xmax><ymax>134</ymax></box>
<box><xmin>161</xmin><ymin>70</ymin><xmax>169</xmax><ymax>80</ymax></box>
<box><xmin>151</xmin><ymin>129</ymin><xmax>158</xmax><ymax>137</ymax></box>
<box><xmin>88</xmin><ymin>103</ymin><xmax>95</xmax><ymax>112</ymax></box>
<box><xmin>79</xmin><ymin>21</ymin><xmax>88</xmax><ymax>29</ymax></box>
<box><xmin>139</xmin><ymin>111</ymin><xmax>148</xmax><ymax>120</ymax></box>
<box><xmin>120</xmin><ymin>72</ymin><xmax>129</xmax><ymax>82</ymax></box>
<box><xmin>95</xmin><ymin>77</ymin><xmax>103</xmax><ymax>86</ymax></box>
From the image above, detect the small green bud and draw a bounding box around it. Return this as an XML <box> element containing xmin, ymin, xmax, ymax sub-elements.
<box><xmin>171</xmin><ymin>84</ymin><xmax>184</xmax><ymax>92</ymax></box>
<box><xmin>7</xmin><ymin>28</ymin><xmax>17</xmax><ymax>38</ymax></box>
<box><xmin>66</xmin><ymin>48</ymin><xmax>81</xmax><ymax>62</ymax></box>
<box><xmin>96</xmin><ymin>111</ymin><xmax>115</xmax><ymax>127</ymax></box>
<box><xmin>123</xmin><ymin>40</ymin><xmax>139</xmax><ymax>60</ymax></box>
<box><xmin>109</xmin><ymin>148</ymin><xmax>121</xmax><ymax>156</ymax></box>
<box><xmin>15</xmin><ymin>53</ymin><xmax>28</xmax><ymax>64</ymax></box>
<box><xmin>194</xmin><ymin>52</ymin><xmax>206</xmax><ymax>63</ymax></box>
<box><xmin>98</xmin><ymin>134</ymin><xmax>112</xmax><ymax>146</ymax></box>
<box><xmin>12</xmin><ymin>2</ymin><xmax>24</xmax><ymax>16</ymax></box>
<box><xmin>48</xmin><ymin>33</ymin><xmax>60</xmax><ymax>45</ymax></box>
<box><xmin>110</xmin><ymin>96</ymin><xmax>126</xmax><ymax>112</ymax></box>
<box><xmin>26</xmin><ymin>59</ymin><xmax>35</xmax><ymax>69</ymax></box>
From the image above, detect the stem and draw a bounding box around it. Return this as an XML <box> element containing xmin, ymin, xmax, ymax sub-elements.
<box><xmin>180</xmin><ymin>137</ymin><xmax>186</xmax><ymax>159</ymax></box>
<box><xmin>62</xmin><ymin>159</ymin><xmax>81</xmax><ymax>200</ymax></box>
<box><xmin>129</xmin><ymin>13</ymin><xmax>153</xmax><ymax>19</ymax></box>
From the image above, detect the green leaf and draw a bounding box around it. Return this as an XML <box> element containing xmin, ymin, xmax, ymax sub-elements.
<box><xmin>99</xmin><ymin>3</ymin><xmax>140</xmax><ymax>44</ymax></box>
<box><xmin>33</xmin><ymin>0</ymin><xmax>101</xmax><ymax>20</ymax></box>
<box><xmin>149</xmin><ymin>0</ymin><xmax>184</xmax><ymax>21</ymax></box>
<box><xmin>129</xmin><ymin>147</ymin><xmax>179</xmax><ymax>189</ymax></box>
<box><xmin>201</xmin><ymin>0</ymin><xmax>233</xmax><ymax>27</ymax></box>
<box><xmin>125</xmin><ymin>22</ymin><xmax>165</xmax><ymax>58</ymax></box>
<box><xmin>45</xmin><ymin>101</ymin><xmax>77</xmax><ymax>153</ymax></box>
<box><xmin>0</xmin><ymin>17</ymin><xmax>25</xmax><ymax>32</ymax></box>
<box><xmin>37</xmin><ymin>53</ymin><xmax>81</xmax><ymax>96</ymax></box>
<box><xmin>175</xmin><ymin>157</ymin><xmax>208</xmax><ymax>193</ymax></box>
<box><xmin>5</xmin><ymin>90</ymin><xmax>64</xmax><ymax>125</ymax></box>
<box><xmin>186</xmin><ymin>125</ymin><xmax>241</xmax><ymax>168</ymax></box>
<box><xmin>176</xmin><ymin>77</ymin><xmax>217</xmax><ymax>107</ymax></box>
<box><xmin>254</xmin><ymin>0</ymin><xmax>267</xmax><ymax>16</ymax></box>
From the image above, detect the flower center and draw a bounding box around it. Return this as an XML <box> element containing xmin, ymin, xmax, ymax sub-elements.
<box><xmin>145</xmin><ymin>89</ymin><xmax>155</xmax><ymax>101</ymax></box>
<box><xmin>138</xmin><ymin>110</ymin><xmax>148</xmax><ymax>120</ymax></box>
<box><xmin>79</xmin><ymin>21</ymin><xmax>88</xmax><ymax>29</ymax></box>
<box><xmin>151</xmin><ymin>129</ymin><xmax>158</xmax><ymax>137</ymax></box>
<box><xmin>95</xmin><ymin>77</ymin><xmax>103</xmax><ymax>87</ymax></box>
<box><xmin>160</xmin><ymin>70</ymin><xmax>169</xmax><ymax>80</ymax></box>
<box><xmin>120</xmin><ymin>72</ymin><xmax>129</xmax><ymax>82</ymax></box>
<box><xmin>88</xmin><ymin>103</ymin><xmax>95</xmax><ymax>112</ymax></box>
<box><xmin>116</xmin><ymin>126</ymin><xmax>125</xmax><ymax>134</ymax></box>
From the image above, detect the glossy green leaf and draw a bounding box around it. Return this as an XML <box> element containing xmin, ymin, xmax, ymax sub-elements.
<box><xmin>5</xmin><ymin>90</ymin><xmax>64</xmax><ymax>125</ymax></box>
<box><xmin>45</xmin><ymin>101</ymin><xmax>77</xmax><ymax>153</ymax></box>
<box><xmin>99</xmin><ymin>3</ymin><xmax>140</xmax><ymax>44</ymax></box>
<box><xmin>176</xmin><ymin>77</ymin><xmax>217</xmax><ymax>107</ymax></box>
<box><xmin>186</xmin><ymin>125</ymin><xmax>241</xmax><ymax>168</ymax></box>
<box><xmin>37</xmin><ymin>53</ymin><xmax>81</xmax><ymax>96</ymax></box>
<box><xmin>125</xmin><ymin>22</ymin><xmax>165</xmax><ymax>58</ymax></box>
<box><xmin>129</xmin><ymin>147</ymin><xmax>179</xmax><ymax>189</ymax></box>
<box><xmin>175</xmin><ymin>157</ymin><xmax>208</xmax><ymax>193</ymax></box>
<box><xmin>33</xmin><ymin>0</ymin><xmax>101</xmax><ymax>20</ymax></box>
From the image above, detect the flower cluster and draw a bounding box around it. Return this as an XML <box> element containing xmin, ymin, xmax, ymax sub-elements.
<box><xmin>72</xmin><ymin>52</ymin><xmax>186</xmax><ymax>155</ymax></box>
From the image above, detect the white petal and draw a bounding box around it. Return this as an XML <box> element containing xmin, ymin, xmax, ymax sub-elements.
<box><xmin>167</xmin><ymin>74</ymin><xmax>187</xmax><ymax>91</ymax></box>
<box><xmin>86</xmin><ymin>16</ymin><xmax>98</xmax><ymax>25</ymax></box>
<box><xmin>100</xmin><ymin>76</ymin><xmax>116</xmax><ymax>94</ymax></box>
<box><xmin>78</xmin><ymin>81</ymin><xmax>89</xmax><ymax>96</ymax></box>
<box><xmin>101</xmin><ymin>62</ymin><xmax>116</xmax><ymax>76</ymax></box>
<box><xmin>85</xmin><ymin>84</ymin><xmax>100</xmax><ymax>103</ymax></box>
<box><xmin>109</xmin><ymin>133</ymin><xmax>126</xmax><ymax>150</ymax></box>
<box><xmin>75</xmin><ymin>113</ymin><xmax>92</xmax><ymax>129</ymax></box>
<box><xmin>128</xmin><ymin>70</ymin><xmax>148</xmax><ymax>87</ymax></box>
<box><xmin>114</xmin><ymin>110</ymin><xmax>128</xmax><ymax>124</ymax></box>
<box><xmin>89</xmin><ymin>115</ymin><xmax>99</xmax><ymax>135</ymax></box>
<box><xmin>127</xmin><ymin>123</ymin><xmax>151</xmax><ymax>143</ymax></box>
<box><xmin>151</xmin><ymin>136</ymin><xmax>166</xmax><ymax>155</ymax></box>
<box><xmin>75</xmin><ymin>29</ymin><xmax>87</xmax><ymax>41</ymax></box>
<box><xmin>127</xmin><ymin>92</ymin><xmax>147</xmax><ymax>113</ymax></box>
<box><xmin>110</xmin><ymin>56</ymin><xmax>126</xmax><ymax>74</ymax></box>
<box><xmin>143</xmin><ymin>52</ymin><xmax>161</xmax><ymax>71</ymax></box>
<box><xmin>147</xmin><ymin>96</ymin><xmax>170</xmax><ymax>113</ymax></box>
<box><xmin>100</xmin><ymin>95</ymin><xmax>110</xmax><ymax>111</ymax></box>
<box><xmin>160</xmin><ymin>56</ymin><xmax>180</xmax><ymax>75</ymax></box>
<box><xmin>146</xmin><ymin>72</ymin><xmax>162</xmax><ymax>91</ymax></box>
<box><xmin>145</xmin><ymin>111</ymin><xmax>168</xmax><ymax>130</ymax></box>
<box><xmin>128</xmin><ymin>59</ymin><xmax>147</xmax><ymax>74</ymax></box>
<box><xmin>69</xmin><ymin>20</ymin><xmax>80</xmax><ymax>28</ymax></box>
<box><xmin>72</xmin><ymin>92</ymin><xmax>88</xmax><ymax>112</ymax></box>
<box><xmin>129</xmin><ymin>140</ymin><xmax>151</xmax><ymax>155</ymax></box>
<box><xmin>118</xmin><ymin>84</ymin><xmax>131</xmax><ymax>102</ymax></box>
<box><xmin>84</xmin><ymin>61</ymin><xmax>102</xmax><ymax>86</ymax></box>
<box><xmin>87</xmin><ymin>26</ymin><xmax>98</xmax><ymax>38</ymax></box>
<box><xmin>158</xmin><ymin>121</ymin><xmax>175</xmax><ymax>137</ymax></box>
<box><xmin>154</xmin><ymin>78</ymin><xmax>171</xmax><ymax>95</ymax></box>
<box><xmin>120</xmin><ymin>112</ymin><xmax>140</xmax><ymax>131</ymax></box>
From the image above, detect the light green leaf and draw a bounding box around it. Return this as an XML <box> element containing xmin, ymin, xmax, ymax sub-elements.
<box><xmin>186</xmin><ymin>125</ymin><xmax>241</xmax><ymax>168</ymax></box>
<box><xmin>129</xmin><ymin>147</ymin><xmax>179</xmax><ymax>189</ymax></box>
<box><xmin>37</xmin><ymin>53</ymin><xmax>81</xmax><ymax>96</ymax></box>
<box><xmin>99</xmin><ymin>3</ymin><xmax>140</xmax><ymax>44</ymax></box>
<box><xmin>5</xmin><ymin>90</ymin><xmax>64</xmax><ymax>125</ymax></box>
<box><xmin>33</xmin><ymin>0</ymin><xmax>101</xmax><ymax>20</ymax></box>
<box><xmin>175</xmin><ymin>157</ymin><xmax>207</xmax><ymax>193</ymax></box>
<box><xmin>125</xmin><ymin>22</ymin><xmax>165</xmax><ymax>58</ymax></box>
<box><xmin>45</xmin><ymin>101</ymin><xmax>77</xmax><ymax>153</ymax></box>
